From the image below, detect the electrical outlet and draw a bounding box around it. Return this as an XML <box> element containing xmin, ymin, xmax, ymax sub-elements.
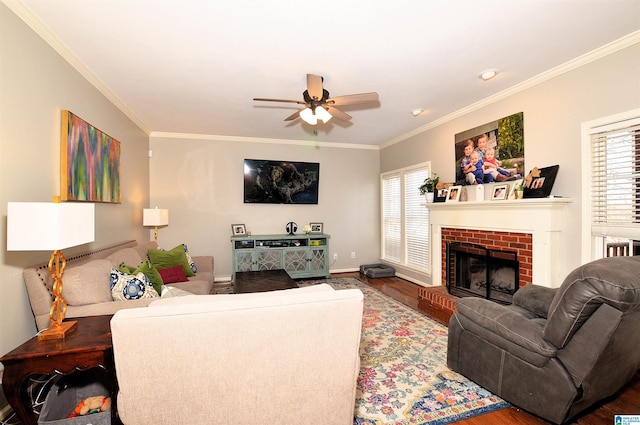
<box><xmin>333</xmin><ymin>253</ymin><xmax>338</xmax><ymax>260</ymax></box>
<box><xmin>351</xmin><ymin>252</ymin><xmax>356</xmax><ymax>259</ymax></box>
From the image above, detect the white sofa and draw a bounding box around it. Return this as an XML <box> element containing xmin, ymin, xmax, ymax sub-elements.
<box><xmin>111</xmin><ymin>284</ymin><xmax>364</xmax><ymax>425</ymax></box>
<box><xmin>23</xmin><ymin>240</ymin><xmax>214</xmax><ymax>330</ymax></box>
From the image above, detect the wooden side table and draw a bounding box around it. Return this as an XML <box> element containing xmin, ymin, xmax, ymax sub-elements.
<box><xmin>0</xmin><ymin>315</ymin><xmax>120</xmax><ymax>425</ymax></box>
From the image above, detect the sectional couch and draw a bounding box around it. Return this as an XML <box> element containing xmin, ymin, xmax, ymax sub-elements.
<box><xmin>23</xmin><ymin>240</ymin><xmax>214</xmax><ymax>331</ymax></box>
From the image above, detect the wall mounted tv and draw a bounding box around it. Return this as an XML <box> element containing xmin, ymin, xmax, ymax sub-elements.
<box><xmin>243</xmin><ymin>159</ymin><xmax>319</xmax><ymax>204</ymax></box>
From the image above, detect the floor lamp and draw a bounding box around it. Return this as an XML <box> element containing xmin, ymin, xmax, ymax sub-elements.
<box><xmin>143</xmin><ymin>207</ymin><xmax>169</xmax><ymax>242</ymax></box>
<box><xmin>7</xmin><ymin>201</ymin><xmax>95</xmax><ymax>341</ymax></box>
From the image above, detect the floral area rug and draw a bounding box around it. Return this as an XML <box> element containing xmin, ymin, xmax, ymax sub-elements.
<box><xmin>306</xmin><ymin>277</ymin><xmax>509</xmax><ymax>425</ymax></box>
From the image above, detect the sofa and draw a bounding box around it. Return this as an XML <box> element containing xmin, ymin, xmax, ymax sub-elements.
<box><xmin>23</xmin><ymin>240</ymin><xmax>214</xmax><ymax>331</ymax></box>
<box><xmin>447</xmin><ymin>255</ymin><xmax>640</xmax><ymax>424</ymax></box>
<box><xmin>110</xmin><ymin>284</ymin><xmax>364</xmax><ymax>425</ymax></box>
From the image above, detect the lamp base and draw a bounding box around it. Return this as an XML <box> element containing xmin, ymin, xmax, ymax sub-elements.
<box><xmin>37</xmin><ymin>320</ymin><xmax>77</xmax><ymax>341</ymax></box>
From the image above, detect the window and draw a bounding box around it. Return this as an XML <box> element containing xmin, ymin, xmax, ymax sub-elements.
<box><xmin>584</xmin><ymin>110</ymin><xmax>640</xmax><ymax>260</ymax></box>
<box><xmin>381</xmin><ymin>163</ymin><xmax>431</xmax><ymax>272</ymax></box>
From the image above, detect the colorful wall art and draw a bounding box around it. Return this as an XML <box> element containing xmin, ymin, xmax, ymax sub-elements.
<box><xmin>61</xmin><ymin>110</ymin><xmax>121</xmax><ymax>203</ymax></box>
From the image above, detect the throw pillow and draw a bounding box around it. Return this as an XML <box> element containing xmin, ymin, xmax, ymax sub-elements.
<box><xmin>160</xmin><ymin>285</ymin><xmax>192</xmax><ymax>297</ymax></box>
<box><xmin>119</xmin><ymin>260</ymin><xmax>164</xmax><ymax>295</ymax></box>
<box><xmin>147</xmin><ymin>245</ymin><xmax>195</xmax><ymax>278</ymax></box>
<box><xmin>157</xmin><ymin>265</ymin><xmax>188</xmax><ymax>284</ymax></box>
<box><xmin>183</xmin><ymin>244</ymin><xmax>198</xmax><ymax>274</ymax></box>
<box><xmin>110</xmin><ymin>269</ymin><xmax>159</xmax><ymax>301</ymax></box>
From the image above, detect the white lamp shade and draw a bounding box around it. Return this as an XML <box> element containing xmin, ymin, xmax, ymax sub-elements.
<box><xmin>299</xmin><ymin>108</ymin><xmax>317</xmax><ymax>125</ymax></box>
<box><xmin>7</xmin><ymin>202</ymin><xmax>95</xmax><ymax>251</ymax></box>
<box><xmin>315</xmin><ymin>106</ymin><xmax>332</xmax><ymax>123</ymax></box>
<box><xmin>143</xmin><ymin>208</ymin><xmax>169</xmax><ymax>226</ymax></box>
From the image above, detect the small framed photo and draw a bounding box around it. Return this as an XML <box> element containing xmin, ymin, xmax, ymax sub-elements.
<box><xmin>492</xmin><ymin>184</ymin><xmax>509</xmax><ymax>200</ymax></box>
<box><xmin>508</xmin><ymin>179</ymin><xmax>524</xmax><ymax>200</ymax></box>
<box><xmin>446</xmin><ymin>185</ymin><xmax>461</xmax><ymax>202</ymax></box>
<box><xmin>231</xmin><ymin>224</ymin><xmax>247</xmax><ymax>236</ymax></box>
<box><xmin>309</xmin><ymin>222</ymin><xmax>323</xmax><ymax>234</ymax></box>
<box><xmin>435</xmin><ymin>188</ymin><xmax>448</xmax><ymax>203</ymax></box>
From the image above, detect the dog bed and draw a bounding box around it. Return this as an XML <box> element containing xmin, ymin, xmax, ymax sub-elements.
<box><xmin>359</xmin><ymin>263</ymin><xmax>395</xmax><ymax>278</ymax></box>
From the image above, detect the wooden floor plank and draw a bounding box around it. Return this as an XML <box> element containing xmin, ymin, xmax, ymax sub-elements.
<box><xmin>334</xmin><ymin>271</ymin><xmax>640</xmax><ymax>425</ymax></box>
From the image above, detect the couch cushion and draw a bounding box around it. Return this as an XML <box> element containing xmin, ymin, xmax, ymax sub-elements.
<box><xmin>106</xmin><ymin>248</ymin><xmax>144</xmax><ymax>269</ymax></box>
<box><xmin>148</xmin><ymin>245</ymin><xmax>195</xmax><ymax>277</ymax></box>
<box><xmin>62</xmin><ymin>260</ymin><xmax>113</xmax><ymax>306</ymax></box>
<box><xmin>110</xmin><ymin>269</ymin><xmax>160</xmax><ymax>301</ymax></box>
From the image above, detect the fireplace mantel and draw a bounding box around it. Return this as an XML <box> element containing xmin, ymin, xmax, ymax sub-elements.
<box><xmin>427</xmin><ymin>198</ymin><xmax>572</xmax><ymax>288</ymax></box>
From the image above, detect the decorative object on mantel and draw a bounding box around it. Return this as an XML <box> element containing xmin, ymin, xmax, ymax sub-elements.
<box><xmin>61</xmin><ymin>110</ymin><xmax>121</xmax><ymax>203</ymax></box>
<box><xmin>143</xmin><ymin>207</ymin><xmax>169</xmax><ymax>242</ymax></box>
<box><xmin>447</xmin><ymin>185</ymin><xmax>462</xmax><ymax>202</ymax></box>
<box><xmin>435</xmin><ymin>188</ymin><xmax>448</xmax><ymax>203</ymax></box>
<box><xmin>7</xmin><ymin>199</ymin><xmax>95</xmax><ymax>340</ymax></box>
<box><xmin>524</xmin><ymin>165</ymin><xmax>559</xmax><ymax>198</ymax></box>
<box><xmin>303</xmin><ymin>224</ymin><xmax>311</xmax><ymax>234</ymax></box>
<box><xmin>419</xmin><ymin>173</ymin><xmax>440</xmax><ymax>203</ymax></box>
<box><xmin>491</xmin><ymin>184</ymin><xmax>509</xmax><ymax>200</ymax></box>
<box><xmin>454</xmin><ymin>112</ymin><xmax>524</xmax><ymax>186</ymax></box>
<box><xmin>508</xmin><ymin>179</ymin><xmax>525</xmax><ymax>200</ymax></box>
<box><xmin>464</xmin><ymin>183</ymin><xmax>485</xmax><ymax>202</ymax></box>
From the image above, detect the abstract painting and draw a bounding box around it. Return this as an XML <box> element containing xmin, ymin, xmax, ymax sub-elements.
<box><xmin>61</xmin><ymin>110</ymin><xmax>121</xmax><ymax>203</ymax></box>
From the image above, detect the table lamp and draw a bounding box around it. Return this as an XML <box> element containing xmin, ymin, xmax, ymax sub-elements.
<box><xmin>143</xmin><ymin>207</ymin><xmax>169</xmax><ymax>242</ymax></box>
<box><xmin>7</xmin><ymin>200</ymin><xmax>95</xmax><ymax>340</ymax></box>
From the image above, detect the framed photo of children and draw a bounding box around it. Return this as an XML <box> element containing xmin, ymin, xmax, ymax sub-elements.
<box><xmin>454</xmin><ymin>112</ymin><xmax>524</xmax><ymax>186</ymax></box>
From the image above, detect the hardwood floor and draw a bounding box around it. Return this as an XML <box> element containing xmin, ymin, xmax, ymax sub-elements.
<box><xmin>335</xmin><ymin>272</ymin><xmax>640</xmax><ymax>425</ymax></box>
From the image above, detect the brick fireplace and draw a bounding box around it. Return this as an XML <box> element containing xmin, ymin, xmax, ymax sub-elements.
<box><xmin>418</xmin><ymin>196</ymin><xmax>571</xmax><ymax>323</ymax></box>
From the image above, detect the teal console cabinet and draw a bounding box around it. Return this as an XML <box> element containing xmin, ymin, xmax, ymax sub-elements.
<box><xmin>231</xmin><ymin>234</ymin><xmax>330</xmax><ymax>279</ymax></box>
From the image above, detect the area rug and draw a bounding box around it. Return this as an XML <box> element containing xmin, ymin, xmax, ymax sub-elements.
<box><xmin>309</xmin><ymin>277</ymin><xmax>509</xmax><ymax>425</ymax></box>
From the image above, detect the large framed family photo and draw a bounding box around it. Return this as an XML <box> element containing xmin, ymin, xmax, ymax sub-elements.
<box><xmin>454</xmin><ymin>112</ymin><xmax>524</xmax><ymax>186</ymax></box>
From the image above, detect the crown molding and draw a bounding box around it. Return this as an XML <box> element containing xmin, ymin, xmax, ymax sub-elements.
<box><xmin>149</xmin><ymin>132</ymin><xmax>380</xmax><ymax>150</ymax></box>
<box><xmin>382</xmin><ymin>30</ymin><xmax>640</xmax><ymax>149</ymax></box>
<box><xmin>3</xmin><ymin>0</ymin><xmax>151</xmax><ymax>134</ymax></box>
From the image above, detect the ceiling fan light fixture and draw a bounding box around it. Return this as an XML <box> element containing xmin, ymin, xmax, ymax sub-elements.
<box><xmin>315</xmin><ymin>106</ymin><xmax>332</xmax><ymax>123</ymax></box>
<box><xmin>479</xmin><ymin>69</ymin><xmax>499</xmax><ymax>81</ymax></box>
<box><xmin>300</xmin><ymin>107</ymin><xmax>317</xmax><ymax>125</ymax></box>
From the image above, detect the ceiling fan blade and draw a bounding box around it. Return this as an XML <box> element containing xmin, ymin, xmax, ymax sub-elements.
<box><xmin>284</xmin><ymin>108</ymin><xmax>305</xmax><ymax>121</ymax></box>
<box><xmin>326</xmin><ymin>92</ymin><xmax>379</xmax><ymax>106</ymax></box>
<box><xmin>306</xmin><ymin>74</ymin><xmax>324</xmax><ymax>100</ymax></box>
<box><xmin>326</xmin><ymin>106</ymin><xmax>352</xmax><ymax>121</ymax></box>
<box><xmin>253</xmin><ymin>98</ymin><xmax>306</xmax><ymax>105</ymax></box>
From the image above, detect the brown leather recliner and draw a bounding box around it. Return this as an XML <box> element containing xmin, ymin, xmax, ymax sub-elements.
<box><xmin>447</xmin><ymin>255</ymin><xmax>640</xmax><ymax>424</ymax></box>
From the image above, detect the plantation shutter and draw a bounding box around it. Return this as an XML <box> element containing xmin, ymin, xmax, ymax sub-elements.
<box><xmin>404</xmin><ymin>168</ymin><xmax>429</xmax><ymax>270</ymax></box>
<box><xmin>382</xmin><ymin>174</ymin><xmax>401</xmax><ymax>262</ymax></box>
<box><xmin>591</xmin><ymin>117</ymin><xmax>640</xmax><ymax>238</ymax></box>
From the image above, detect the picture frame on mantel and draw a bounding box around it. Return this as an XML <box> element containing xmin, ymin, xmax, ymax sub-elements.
<box><xmin>524</xmin><ymin>165</ymin><xmax>559</xmax><ymax>198</ymax></box>
<box><xmin>446</xmin><ymin>186</ymin><xmax>461</xmax><ymax>202</ymax></box>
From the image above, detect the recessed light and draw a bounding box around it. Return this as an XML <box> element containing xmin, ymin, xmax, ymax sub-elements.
<box><xmin>411</xmin><ymin>108</ymin><xmax>424</xmax><ymax>117</ymax></box>
<box><xmin>479</xmin><ymin>69</ymin><xmax>499</xmax><ymax>81</ymax></box>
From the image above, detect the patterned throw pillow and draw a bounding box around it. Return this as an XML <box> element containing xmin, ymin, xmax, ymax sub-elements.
<box><xmin>110</xmin><ymin>269</ymin><xmax>159</xmax><ymax>301</ymax></box>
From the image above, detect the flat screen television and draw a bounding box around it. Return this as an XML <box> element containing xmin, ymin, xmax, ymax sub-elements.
<box><xmin>243</xmin><ymin>159</ymin><xmax>319</xmax><ymax>204</ymax></box>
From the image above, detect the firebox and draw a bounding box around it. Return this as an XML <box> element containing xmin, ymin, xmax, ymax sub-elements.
<box><xmin>446</xmin><ymin>242</ymin><xmax>519</xmax><ymax>304</ymax></box>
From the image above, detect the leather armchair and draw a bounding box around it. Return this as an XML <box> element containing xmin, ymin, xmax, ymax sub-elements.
<box><xmin>447</xmin><ymin>255</ymin><xmax>640</xmax><ymax>424</ymax></box>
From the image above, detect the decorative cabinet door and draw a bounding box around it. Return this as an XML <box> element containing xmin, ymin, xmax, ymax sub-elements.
<box><xmin>283</xmin><ymin>248</ymin><xmax>308</xmax><ymax>273</ymax></box>
<box><xmin>309</xmin><ymin>247</ymin><xmax>327</xmax><ymax>272</ymax></box>
<box><xmin>235</xmin><ymin>251</ymin><xmax>253</xmax><ymax>272</ymax></box>
<box><xmin>255</xmin><ymin>250</ymin><xmax>282</xmax><ymax>270</ymax></box>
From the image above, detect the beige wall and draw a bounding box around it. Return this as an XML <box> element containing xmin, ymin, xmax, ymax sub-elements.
<box><xmin>0</xmin><ymin>4</ymin><xmax>149</xmax><ymax>354</ymax></box>
<box><xmin>381</xmin><ymin>42</ymin><xmax>640</xmax><ymax>286</ymax></box>
<box><xmin>148</xmin><ymin>136</ymin><xmax>381</xmax><ymax>280</ymax></box>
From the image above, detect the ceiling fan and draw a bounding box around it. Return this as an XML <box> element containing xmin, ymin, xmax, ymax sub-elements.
<box><xmin>253</xmin><ymin>74</ymin><xmax>379</xmax><ymax>125</ymax></box>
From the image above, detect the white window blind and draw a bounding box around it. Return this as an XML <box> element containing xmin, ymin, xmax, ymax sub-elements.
<box><xmin>381</xmin><ymin>163</ymin><xmax>431</xmax><ymax>272</ymax></box>
<box><xmin>404</xmin><ymin>168</ymin><xmax>429</xmax><ymax>270</ymax></box>
<box><xmin>591</xmin><ymin>119</ymin><xmax>640</xmax><ymax>237</ymax></box>
<box><xmin>382</xmin><ymin>174</ymin><xmax>401</xmax><ymax>262</ymax></box>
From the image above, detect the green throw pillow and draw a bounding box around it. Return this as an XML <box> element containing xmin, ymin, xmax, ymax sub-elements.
<box><xmin>147</xmin><ymin>245</ymin><xmax>195</xmax><ymax>278</ymax></box>
<box><xmin>119</xmin><ymin>260</ymin><xmax>164</xmax><ymax>294</ymax></box>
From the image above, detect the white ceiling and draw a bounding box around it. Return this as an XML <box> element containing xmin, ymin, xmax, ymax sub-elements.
<box><xmin>7</xmin><ymin>0</ymin><xmax>640</xmax><ymax>146</ymax></box>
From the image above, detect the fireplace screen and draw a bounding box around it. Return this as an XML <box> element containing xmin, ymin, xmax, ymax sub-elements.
<box><xmin>446</xmin><ymin>242</ymin><xmax>519</xmax><ymax>304</ymax></box>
